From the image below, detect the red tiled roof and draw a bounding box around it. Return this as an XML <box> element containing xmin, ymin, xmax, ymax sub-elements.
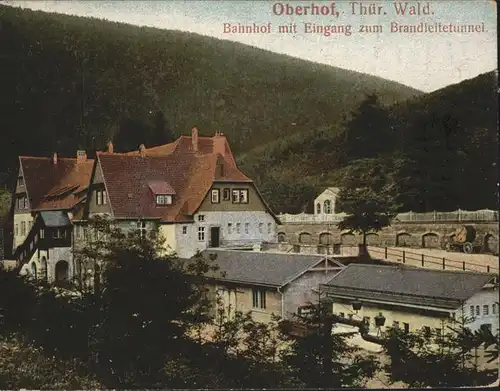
<box><xmin>148</xmin><ymin>181</ymin><xmax>176</xmax><ymax>195</ymax></box>
<box><xmin>19</xmin><ymin>156</ymin><xmax>94</xmax><ymax>211</ymax></box>
<box><xmin>97</xmin><ymin>133</ymin><xmax>252</xmax><ymax>222</ymax></box>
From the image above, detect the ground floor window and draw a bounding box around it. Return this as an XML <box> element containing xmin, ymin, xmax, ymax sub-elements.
<box><xmin>198</xmin><ymin>227</ymin><xmax>205</xmax><ymax>241</ymax></box>
<box><xmin>252</xmin><ymin>288</ymin><xmax>266</xmax><ymax>309</ymax></box>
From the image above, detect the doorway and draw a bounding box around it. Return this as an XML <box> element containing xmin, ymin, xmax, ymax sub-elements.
<box><xmin>210</xmin><ymin>227</ymin><xmax>220</xmax><ymax>248</ymax></box>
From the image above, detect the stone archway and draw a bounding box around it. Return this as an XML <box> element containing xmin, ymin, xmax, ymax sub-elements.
<box><xmin>30</xmin><ymin>262</ymin><xmax>37</xmax><ymax>279</ymax></box>
<box><xmin>319</xmin><ymin>232</ymin><xmax>333</xmax><ymax>245</ymax></box>
<box><xmin>365</xmin><ymin>233</ymin><xmax>380</xmax><ymax>246</ymax></box>
<box><xmin>298</xmin><ymin>232</ymin><xmax>312</xmax><ymax>244</ymax></box>
<box><xmin>422</xmin><ymin>232</ymin><xmax>440</xmax><ymax>249</ymax></box>
<box><xmin>396</xmin><ymin>232</ymin><xmax>411</xmax><ymax>247</ymax></box>
<box><xmin>340</xmin><ymin>232</ymin><xmax>357</xmax><ymax>246</ymax></box>
<box><xmin>484</xmin><ymin>234</ymin><xmax>499</xmax><ymax>255</ymax></box>
<box><xmin>55</xmin><ymin>260</ymin><xmax>69</xmax><ymax>283</ymax></box>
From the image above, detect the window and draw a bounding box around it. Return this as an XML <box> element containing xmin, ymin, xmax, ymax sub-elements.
<box><xmin>339</xmin><ymin>312</ymin><xmax>345</xmax><ymax>318</ymax></box>
<box><xmin>53</xmin><ymin>228</ymin><xmax>63</xmax><ymax>239</ymax></box>
<box><xmin>423</xmin><ymin>326</ymin><xmax>431</xmax><ymax>336</ymax></box>
<box><xmin>15</xmin><ymin>223</ymin><xmax>18</xmax><ymax>237</ymax></box>
<box><xmin>363</xmin><ymin>316</ymin><xmax>370</xmax><ymax>325</ymax></box>
<box><xmin>198</xmin><ymin>227</ymin><xmax>205</xmax><ymax>241</ymax></box>
<box><xmin>198</xmin><ymin>215</ymin><xmax>205</xmax><ymax>222</ymax></box>
<box><xmin>231</xmin><ymin>190</ymin><xmax>240</xmax><ymax>203</ymax></box>
<box><xmin>222</xmin><ymin>188</ymin><xmax>231</xmax><ymax>201</ymax></box>
<box><xmin>17</xmin><ymin>176</ymin><xmax>23</xmax><ymax>187</ymax></box>
<box><xmin>227</xmin><ymin>223</ymin><xmax>232</xmax><ymax>234</ymax></box>
<box><xmin>156</xmin><ymin>194</ymin><xmax>172</xmax><ymax>205</ymax></box>
<box><xmin>258</xmin><ymin>223</ymin><xmax>263</xmax><ymax>234</ymax></box>
<box><xmin>267</xmin><ymin>223</ymin><xmax>272</xmax><ymax>234</ymax></box>
<box><xmin>244</xmin><ymin>223</ymin><xmax>249</xmax><ymax>234</ymax></box>
<box><xmin>231</xmin><ymin>189</ymin><xmax>249</xmax><ymax>204</ymax></box>
<box><xmin>252</xmin><ymin>288</ymin><xmax>266</xmax><ymax>309</ymax></box>
<box><xmin>40</xmin><ymin>228</ymin><xmax>44</xmax><ymax>239</ymax></box>
<box><xmin>316</xmin><ymin>202</ymin><xmax>321</xmax><ymax>214</ymax></box>
<box><xmin>182</xmin><ymin>226</ymin><xmax>188</xmax><ymax>235</ymax></box>
<box><xmin>483</xmin><ymin>305</ymin><xmax>489</xmax><ymax>316</ymax></box>
<box><xmin>236</xmin><ymin>223</ymin><xmax>241</xmax><ymax>234</ymax></box>
<box><xmin>470</xmin><ymin>306</ymin><xmax>475</xmax><ymax>318</ymax></box>
<box><xmin>476</xmin><ymin>305</ymin><xmax>480</xmax><ymax>316</ymax></box>
<box><xmin>75</xmin><ymin>225</ymin><xmax>82</xmax><ymax>239</ymax></box>
<box><xmin>211</xmin><ymin>189</ymin><xmax>220</xmax><ymax>203</ymax></box>
<box><xmin>18</xmin><ymin>196</ymin><xmax>28</xmax><ymax>210</ymax></box>
<box><xmin>493</xmin><ymin>303</ymin><xmax>497</xmax><ymax>315</ymax></box>
<box><xmin>21</xmin><ymin>221</ymin><xmax>26</xmax><ymax>236</ymax></box>
<box><xmin>96</xmin><ymin>189</ymin><xmax>108</xmax><ymax>205</ymax></box>
<box><xmin>324</xmin><ymin>199</ymin><xmax>332</xmax><ymax>214</ymax></box>
<box><xmin>239</xmin><ymin>189</ymin><xmax>248</xmax><ymax>203</ymax></box>
<box><xmin>137</xmin><ymin>221</ymin><xmax>147</xmax><ymax>238</ymax></box>
<box><xmin>393</xmin><ymin>321</ymin><xmax>400</xmax><ymax>329</ymax></box>
<box><xmin>403</xmin><ymin>323</ymin><xmax>410</xmax><ymax>333</ymax></box>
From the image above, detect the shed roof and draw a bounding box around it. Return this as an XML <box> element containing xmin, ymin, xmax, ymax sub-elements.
<box><xmin>40</xmin><ymin>210</ymin><xmax>71</xmax><ymax>227</ymax></box>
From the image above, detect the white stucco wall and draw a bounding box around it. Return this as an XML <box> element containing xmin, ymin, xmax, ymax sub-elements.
<box><xmin>173</xmin><ymin>211</ymin><xmax>277</xmax><ymax>259</ymax></box>
<box><xmin>461</xmin><ymin>288</ymin><xmax>499</xmax><ymax>333</ymax></box>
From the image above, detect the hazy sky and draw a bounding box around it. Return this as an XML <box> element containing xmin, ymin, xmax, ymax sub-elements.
<box><xmin>6</xmin><ymin>0</ymin><xmax>498</xmax><ymax>92</ymax></box>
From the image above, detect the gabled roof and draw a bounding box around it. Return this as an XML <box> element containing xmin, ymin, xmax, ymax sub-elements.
<box><xmin>19</xmin><ymin>156</ymin><xmax>94</xmax><ymax>211</ymax></box>
<box><xmin>95</xmin><ymin>131</ymin><xmax>277</xmax><ymax>223</ymax></box>
<box><xmin>201</xmin><ymin>249</ymin><xmax>330</xmax><ymax>287</ymax></box>
<box><xmin>321</xmin><ymin>264</ymin><xmax>496</xmax><ymax>310</ymax></box>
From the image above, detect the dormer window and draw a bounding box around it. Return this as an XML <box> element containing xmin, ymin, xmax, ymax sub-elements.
<box><xmin>148</xmin><ymin>181</ymin><xmax>176</xmax><ymax>207</ymax></box>
<box><xmin>156</xmin><ymin>194</ymin><xmax>172</xmax><ymax>206</ymax></box>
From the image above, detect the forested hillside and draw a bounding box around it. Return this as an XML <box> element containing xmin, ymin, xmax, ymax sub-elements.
<box><xmin>240</xmin><ymin>72</ymin><xmax>498</xmax><ymax>213</ymax></box>
<box><xmin>0</xmin><ymin>5</ymin><xmax>496</xmax><ymax>218</ymax></box>
<box><xmin>239</xmin><ymin>71</ymin><xmax>498</xmax><ymax>213</ymax></box>
<box><xmin>0</xmin><ymin>5</ymin><xmax>419</xmax><ymax>183</ymax></box>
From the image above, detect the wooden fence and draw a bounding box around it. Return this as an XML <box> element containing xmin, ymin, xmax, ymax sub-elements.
<box><xmin>367</xmin><ymin>246</ymin><xmax>499</xmax><ymax>274</ymax></box>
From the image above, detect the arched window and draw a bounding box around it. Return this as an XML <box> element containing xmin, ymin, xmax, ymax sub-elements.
<box><xmin>324</xmin><ymin>200</ymin><xmax>332</xmax><ymax>214</ymax></box>
<box><xmin>316</xmin><ymin>202</ymin><xmax>321</xmax><ymax>214</ymax></box>
<box><xmin>41</xmin><ymin>256</ymin><xmax>48</xmax><ymax>281</ymax></box>
<box><xmin>31</xmin><ymin>262</ymin><xmax>37</xmax><ymax>279</ymax></box>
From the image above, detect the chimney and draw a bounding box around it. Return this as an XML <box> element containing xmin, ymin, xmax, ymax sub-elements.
<box><xmin>139</xmin><ymin>144</ymin><xmax>146</xmax><ymax>157</ymax></box>
<box><xmin>107</xmin><ymin>141</ymin><xmax>114</xmax><ymax>154</ymax></box>
<box><xmin>51</xmin><ymin>152</ymin><xmax>58</xmax><ymax>165</ymax></box>
<box><xmin>76</xmin><ymin>150</ymin><xmax>87</xmax><ymax>163</ymax></box>
<box><xmin>192</xmin><ymin>127</ymin><xmax>198</xmax><ymax>152</ymax></box>
<box><xmin>213</xmin><ymin>130</ymin><xmax>226</xmax><ymax>156</ymax></box>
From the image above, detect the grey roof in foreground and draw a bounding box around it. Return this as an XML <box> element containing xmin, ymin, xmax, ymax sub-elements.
<box><xmin>321</xmin><ymin>263</ymin><xmax>496</xmax><ymax>310</ymax></box>
<box><xmin>40</xmin><ymin>211</ymin><xmax>70</xmax><ymax>227</ymax></box>
<box><xmin>201</xmin><ymin>249</ymin><xmax>327</xmax><ymax>287</ymax></box>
